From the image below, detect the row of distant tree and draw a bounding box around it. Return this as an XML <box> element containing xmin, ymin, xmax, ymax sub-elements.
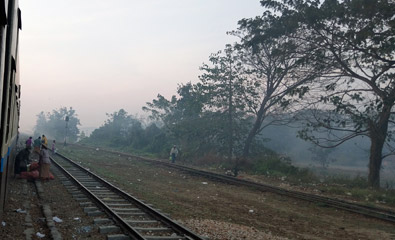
<box><xmin>32</xmin><ymin>107</ymin><xmax>174</xmax><ymax>156</ymax></box>
<box><xmin>84</xmin><ymin>109</ymin><xmax>172</xmax><ymax>156</ymax></box>
<box><xmin>33</xmin><ymin>0</ymin><xmax>395</xmax><ymax>188</ymax></box>
<box><xmin>34</xmin><ymin>107</ymin><xmax>80</xmax><ymax>143</ymax></box>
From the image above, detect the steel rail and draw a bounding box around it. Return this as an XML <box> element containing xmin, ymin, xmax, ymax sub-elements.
<box><xmin>51</xmin><ymin>153</ymin><xmax>205</xmax><ymax>240</ymax></box>
<box><xmin>50</xmin><ymin>155</ymin><xmax>146</xmax><ymax>240</ymax></box>
<box><xmin>71</xmin><ymin>144</ymin><xmax>395</xmax><ymax>224</ymax></box>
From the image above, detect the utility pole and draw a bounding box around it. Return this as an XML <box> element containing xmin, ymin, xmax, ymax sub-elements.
<box><xmin>64</xmin><ymin>116</ymin><xmax>69</xmax><ymax>146</ymax></box>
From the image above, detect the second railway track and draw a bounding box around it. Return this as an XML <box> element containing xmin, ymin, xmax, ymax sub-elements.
<box><xmin>50</xmin><ymin>152</ymin><xmax>206</xmax><ymax>240</ymax></box>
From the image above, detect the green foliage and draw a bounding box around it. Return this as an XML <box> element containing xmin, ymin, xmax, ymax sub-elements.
<box><xmin>309</xmin><ymin>145</ymin><xmax>336</xmax><ymax>169</ymax></box>
<box><xmin>319</xmin><ymin>175</ymin><xmax>395</xmax><ymax>205</ymax></box>
<box><xmin>253</xmin><ymin>0</ymin><xmax>395</xmax><ymax>188</ymax></box>
<box><xmin>251</xmin><ymin>150</ymin><xmax>316</xmax><ymax>183</ymax></box>
<box><xmin>34</xmin><ymin>107</ymin><xmax>80</xmax><ymax>142</ymax></box>
<box><xmin>253</xmin><ymin>155</ymin><xmax>297</xmax><ymax>176</ymax></box>
<box><xmin>88</xmin><ymin>109</ymin><xmax>140</xmax><ymax>146</ymax></box>
<box><xmin>143</xmin><ymin>82</ymin><xmax>248</xmax><ymax>159</ymax></box>
<box><xmin>233</xmin><ymin>11</ymin><xmax>323</xmax><ymax>157</ymax></box>
<box><xmin>84</xmin><ymin>109</ymin><xmax>170</xmax><ymax>156</ymax></box>
<box><xmin>199</xmin><ymin>45</ymin><xmax>251</xmax><ymax>159</ymax></box>
<box><xmin>79</xmin><ymin>131</ymin><xmax>87</xmax><ymax>141</ymax></box>
<box><xmin>324</xmin><ymin>175</ymin><xmax>369</xmax><ymax>189</ymax></box>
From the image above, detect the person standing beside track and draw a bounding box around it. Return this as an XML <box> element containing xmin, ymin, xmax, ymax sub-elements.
<box><xmin>52</xmin><ymin>140</ymin><xmax>56</xmax><ymax>154</ymax></box>
<box><xmin>39</xmin><ymin>147</ymin><xmax>51</xmax><ymax>180</ymax></box>
<box><xmin>42</xmin><ymin>134</ymin><xmax>48</xmax><ymax>147</ymax></box>
<box><xmin>33</xmin><ymin>136</ymin><xmax>41</xmax><ymax>154</ymax></box>
<box><xmin>14</xmin><ymin>147</ymin><xmax>30</xmax><ymax>176</ymax></box>
<box><xmin>25</xmin><ymin>136</ymin><xmax>33</xmax><ymax>150</ymax></box>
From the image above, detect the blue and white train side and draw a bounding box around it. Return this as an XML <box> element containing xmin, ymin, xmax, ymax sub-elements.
<box><xmin>0</xmin><ymin>0</ymin><xmax>21</xmax><ymax>219</ymax></box>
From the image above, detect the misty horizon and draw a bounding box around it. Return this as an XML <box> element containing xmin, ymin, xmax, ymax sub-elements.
<box><xmin>19</xmin><ymin>0</ymin><xmax>263</xmax><ymax>133</ymax></box>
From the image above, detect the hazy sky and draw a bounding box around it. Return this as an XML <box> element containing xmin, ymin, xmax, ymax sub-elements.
<box><xmin>19</xmin><ymin>0</ymin><xmax>263</xmax><ymax>133</ymax></box>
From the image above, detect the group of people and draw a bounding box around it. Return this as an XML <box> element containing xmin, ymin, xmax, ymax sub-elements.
<box><xmin>20</xmin><ymin>138</ymin><xmax>179</xmax><ymax>178</ymax></box>
<box><xmin>15</xmin><ymin>134</ymin><xmax>56</xmax><ymax>181</ymax></box>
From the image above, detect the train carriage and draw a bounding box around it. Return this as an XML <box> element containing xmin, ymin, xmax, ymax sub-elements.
<box><xmin>0</xmin><ymin>0</ymin><xmax>21</xmax><ymax>218</ymax></box>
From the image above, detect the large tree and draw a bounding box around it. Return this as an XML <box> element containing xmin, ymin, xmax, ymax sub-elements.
<box><xmin>258</xmin><ymin>0</ymin><xmax>395</xmax><ymax>188</ymax></box>
<box><xmin>233</xmin><ymin>16</ymin><xmax>323</xmax><ymax>157</ymax></box>
<box><xmin>199</xmin><ymin>44</ymin><xmax>251</xmax><ymax>160</ymax></box>
<box><xmin>143</xmin><ymin>83</ymin><xmax>214</xmax><ymax>157</ymax></box>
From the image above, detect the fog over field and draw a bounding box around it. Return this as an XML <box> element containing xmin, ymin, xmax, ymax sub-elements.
<box><xmin>19</xmin><ymin>1</ymin><xmax>395</xmax><ymax>188</ymax></box>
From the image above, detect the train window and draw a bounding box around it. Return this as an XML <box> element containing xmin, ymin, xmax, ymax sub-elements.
<box><xmin>5</xmin><ymin>58</ymin><xmax>16</xmax><ymax>140</ymax></box>
<box><xmin>0</xmin><ymin>0</ymin><xmax>6</xmax><ymax>26</ymax></box>
<box><xmin>5</xmin><ymin>82</ymin><xmax>11</xmax><ymax>139</ymax></box>
<box><xmin>15</xmin><ymin>84</ymin><xmax>19</xmax><ymax>101</ymax></box>
<box><xmin>17</xmin><ymin>8</ymin><xmax>21</xmax><ymax>30</ymax></box>
<box><xmin>0</xmin><ymin>73</ymin><xmax>5</xmax><ymax>142</ymax></box>
<box><xmin>11</xmin><ymin>57</ymin><xmax>15</xmax><ymax>71</ymax></box>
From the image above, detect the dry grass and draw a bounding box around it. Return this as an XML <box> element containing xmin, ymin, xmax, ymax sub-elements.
<box><xmin>57</xmin><ymin>145</ymin><xmax>395</xmax><ymax>240</ymax></box>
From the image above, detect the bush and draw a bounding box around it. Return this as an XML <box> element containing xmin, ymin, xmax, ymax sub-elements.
<box><xmin>194</xmin><ymin>153</ymin><xmax>228</xmax><ymax>167</ymax></box>
<box><xmin>251</xmin><ymin>154</ymin><xmax>316</xmax><ymax>182</ymax></box>
<box><xmin>253</xmin><ymin>155</ymin><xmax>298</xmax><ymax>176</ymax></box>
<box><xmin>324</xmin><ymin>175</ymin><xmax>369</xmax><ymax>188</ymax></box>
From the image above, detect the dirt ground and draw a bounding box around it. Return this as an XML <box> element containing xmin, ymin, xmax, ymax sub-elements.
<box><xmin>0</xmin><ymin>178</ymin><xmax>48</xmax><ymax>240</ymax></box>
<box><xmin>0</xmin><ymin>172</ymin><xmax>106</xmax><ymax>239</ymax></box>
<box><xmin>56</xmin><ymin>146</ymin><xmax>395</xmax><ymax>240</ymax></box>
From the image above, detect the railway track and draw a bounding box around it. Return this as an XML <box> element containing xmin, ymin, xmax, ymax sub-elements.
<box><xmin>50</xmin><ymin>152</ymin><xmax>206</xmax><ymax>240</ymax></box>
<box><xmin>70</xmin><ymin>144</ymin><xmax>395</xmax><ymax>224</ymax></box>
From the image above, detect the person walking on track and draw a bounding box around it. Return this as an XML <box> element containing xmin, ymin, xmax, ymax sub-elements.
<box><xmin>170</xmin><ymin>145</ymin><xmax>178</xmax><ymax>163</ymax></box>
